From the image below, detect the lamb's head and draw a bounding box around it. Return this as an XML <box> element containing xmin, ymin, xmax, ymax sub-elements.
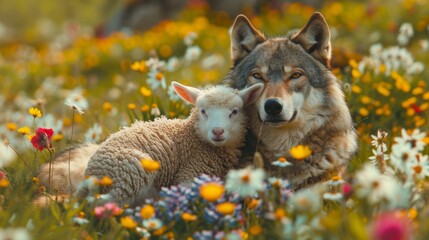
<box><xmin>172</xmin><ymin>81</ymin><xmax>263</xmax><ymax>148</ymax></box>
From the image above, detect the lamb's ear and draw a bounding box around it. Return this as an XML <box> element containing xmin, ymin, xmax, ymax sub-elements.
<box><xmin>239</xmin><ymin>83</ymin><xmax>264</xmax><ymax>106</ymax></box>
<box><xmin>171</xmin><ymin>81</ymin><xmax>201</xmax><ymax>105</ymax></box>
<box><xmin>291</xmin><ymin>12</ymin><xmax>331</xmax><ymax>67</ymax></box>
<box><xmin>230</xmin><ymin>15</ymin><xmax>266</xmax><ymax>65</ymax></box>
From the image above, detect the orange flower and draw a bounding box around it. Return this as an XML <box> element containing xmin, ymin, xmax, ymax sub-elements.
<box><xmin>216</xmin><ymin>202</ymin><xmax>235</xmax><ymax>215</ymax></box>
<box><xmin>141</xmin><ymin>159</ymin><xmax>161</xmax><ymax>172</ymax></box>
<box><xmin>289</xmin><ymin>145</ymin><xmax>312</xmax><ymax>160</ymax></box>
<box><xmin>199</xmin><ymin>182</ymin><xmax>224</xmax><ymax>202</ymax></box>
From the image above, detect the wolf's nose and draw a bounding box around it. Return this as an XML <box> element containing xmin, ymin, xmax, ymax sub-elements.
<box><xmin>264</xmin><ymin>98</ymin><xmax>283</xmax><ymax>116</ymax></box>
<box><xmin>212</xmin><ymin>127</ymin><xmax>224</xmax><ymax>136</ymax></box>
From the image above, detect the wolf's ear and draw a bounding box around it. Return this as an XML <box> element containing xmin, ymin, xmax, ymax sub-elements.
<box><xmin>171</xmin><ymin>81</ymin><xmax>201</xmax><ymax>106</ymax></box>
<box><xmin>230</xmin><ymin>15</ymin><xmax>266</xmax><ymax>65</ymax></box>
<box><xmin>291</xmin><ymin>12</ymin><xmax>331</xmax><ymax>67</ymax></box>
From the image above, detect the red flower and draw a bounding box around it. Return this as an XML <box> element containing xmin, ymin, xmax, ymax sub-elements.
<box><xmin>31</xmin><ymin>128</ymin><xmax>54</xmax><ymax>151</ymax></box>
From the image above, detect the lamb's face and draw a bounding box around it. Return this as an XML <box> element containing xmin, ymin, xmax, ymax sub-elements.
<box><xmin>196</xmin><ymin>93</ymin><xmax>246</xmax><ymax>147</ymax></box>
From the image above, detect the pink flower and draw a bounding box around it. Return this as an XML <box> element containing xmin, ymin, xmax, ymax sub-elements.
<box><xmin>94</xmin><ymin>202</ymin><xmax>122</xmax><ymax>219</ymax></box>
<box><xmin>342</xmin><ymin>183</ymin><xmax>353</xmax><ymax>199</ymax></box>
<box><xmin>31</xmin><ymin>128</ymin><xmax>54</xmax><ymax>151</ymax></box>
<box><xmin>372</xmin><ymin>212</ymin><xmax>411</xmax><ymax>240</ymax></box>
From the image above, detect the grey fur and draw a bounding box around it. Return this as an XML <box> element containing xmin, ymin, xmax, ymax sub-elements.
<box><xmin>224</xmin><ymin>13</ymin><xmax>358</xmax><ymax>189</ymax></box>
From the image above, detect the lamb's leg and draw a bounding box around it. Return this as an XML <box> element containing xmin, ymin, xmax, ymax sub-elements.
<box><xmin>76</xmin><ymin>149</ymin><xmax>157</xmax><ymax>206</ymax></box>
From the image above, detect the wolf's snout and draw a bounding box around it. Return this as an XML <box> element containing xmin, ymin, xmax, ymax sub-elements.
<box><xmin>212</xmin><ymin>127</ymin><xmax>225</xmax><ymax>137</ymax></box>
<box><xmin>264</xmin><ymin>98</ymin><xmax>283</xmax><ymax>116</ymax></box>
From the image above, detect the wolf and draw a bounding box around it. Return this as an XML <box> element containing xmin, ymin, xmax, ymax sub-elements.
<box><xmin>224</xmin><ymin>12</ymin><xmax>358</xmax><ymax>189</ymax></box>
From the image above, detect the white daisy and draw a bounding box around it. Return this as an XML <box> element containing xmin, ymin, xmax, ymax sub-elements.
<box><xmin>394</xmin><ymin>128</ymin><xmax>426</xmax><ymax>151</ymax></box>
<box><xmin>142</xmin><ymin>218</ymin><xmax>163</xmax><ymax>230</ymax></box>
<box><xmin>406</xmin><ymin>153</ymin><xmax>429</xmax><ymax>180</ymax></box>
<box><xmin>268</xmin><ymin>177</ymin><xmax>289</xmax><ymax>188</ymax></box>
<box><xmin>84</xmin><ymin>123</ymin><xmax>103</xmax><ymax>143</ymax></box>
<box><xmin>323</xmin><ymin>191</ymin><xmax>343</xmax><ymax>201</ymax></box>
<box><xmin>184</xmin><ymin>46</ymin><xmax>202</xmax><ymax>62</ymax></box>
<box><xmin>354</xmin><ymin>164</ymin><xmax>400</xmax><ymax>205</ymax></box>
<box><xmin>271</xmin><ymin>157</ymin><xmax>293</xmax><ymax>168</ymax></box>
<box><xmin>146</xmin><ymin>69</ymin><xmax>167</xmax><ymax>90</ymax></box>
<box><xmin>225</xmin><ymin>167</ymin><xmax>265</xmax><ymax>197</ymax></box>
<box><xmin>288</xmin><ymin>188</ymin><xmax>322</xmax><ymax>213</ymax></box>
<box><xmin>390</xmin><ymin>140</ymin><xmax>418</xmax><ymax>172</ymax></box>
<box><xmin>370</xmin><ymin>130</ymin><xmax>388</xmax><ymax>152</ymax></box>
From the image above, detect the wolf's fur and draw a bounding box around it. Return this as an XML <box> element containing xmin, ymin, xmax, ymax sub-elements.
<box><xmin>224</xmin><ymin>12</ymin><xmax>357</xmax><ymax>189</ymax></box>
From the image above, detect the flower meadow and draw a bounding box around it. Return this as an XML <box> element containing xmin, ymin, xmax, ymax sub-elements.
<box><xmin>1</xmin><ymin>1</ymin><xmax>429</xmax><ymax>239</ymax></box>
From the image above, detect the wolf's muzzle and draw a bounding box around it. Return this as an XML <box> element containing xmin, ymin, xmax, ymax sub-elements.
<box><xmin>264</xmin><ymin>98</ymin><xmax>283</xmax><ymax>116</ymax></box>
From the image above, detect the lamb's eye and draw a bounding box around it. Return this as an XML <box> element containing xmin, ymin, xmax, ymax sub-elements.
<box><xmin>252</xmin><ymin>73</ymin><xmax>263</xmax><ymax>80</ymax></box>
<box><xmin>229</xmin><ymin>108</ymin><xmax>239</xmax><ymax>118</ymax></box>
<box><xmin>200</xmin><ymin>109</ymin><xmax>207</xmax><ymax>115</ymax></box>
<box><xmin>291</xmin><ymin>72</ymin><xmax>302</xmax><ymax>79</ymax></box>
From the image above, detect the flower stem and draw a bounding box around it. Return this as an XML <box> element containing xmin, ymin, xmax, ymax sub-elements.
<box><xmin>68</xmin><ymin>109</ymin><xmax>76</xmax><ymax>193</ymax></box>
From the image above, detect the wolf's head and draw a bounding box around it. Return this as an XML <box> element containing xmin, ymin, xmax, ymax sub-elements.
<box><xmin>225</xmin><ymin>12</ymin><xmax>340</xmax><ymax>126</ymax></box>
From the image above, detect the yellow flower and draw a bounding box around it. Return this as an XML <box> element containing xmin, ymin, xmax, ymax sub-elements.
<box><xmin>408</xmin><ymin>208</ymin><xmax>418</xmax><ymax>220</ymax></box>
<box><xmin>359</xmin><ymin>107</ymin><xmax>369</xmax><ymax>117</ymax></box>
<box><xmin>127</xmin><ymin>103</ymin><xmax>137</xmax><ymax>110</ymax></box>
<box><xmin>99</xmin><ymin>176</ymin><xmax>113</xmax><ymax>186</ymax></box>
<box><xmin>199</xmin><ymin>182</ymin><xmax>224</xmax><ymax>202</ymax></box>
<box><xmin>28</xmin><ymin>107</ymin><xmax>42</xmax><ymax>118</ymax></box>
<box><xmin>247</xmin><ymin>198</ymin><xmax>259</xmax><ymax>210</ymax></box>
<box><xmin>32</xmin><ymin>177</ymin><xmax>40</xmax><ymax>184</ymax></box>
<box><xmin>423</xmin><ymin>91</ymin><xmax>429</xmax><ymax>100</ymax></box>
<box><xmin>412</xmin><ymin>87</ymin><xmax>424</xmax><ymax>95</ymax></box>
<box><xmin>52</xmin><ymin>134</ymin><xmax>63</xmax><ymax>142</ymax></box>
<box><xmin>6</xmin><ymin>122</ymin><xmax>17</xmax><ymax>131</ymax></box>
<box><xmin>348</xmin><ymin>59</ymin><xmax>358</xmax><ymax>69</ymax></box>
<box><xmin>274</xmin><ymin>208</ymin><xmax>286</xmax><ymax>220</ymax></box>
<box><xmin>376</xmin><ymin>85</ymin><xmax>390</xmax><ymax>97</ymax></box>
<box><xmin>0</xmin><ymin>178</ymin><xmax>10</xmax><ymax>188</ymax></box>
<box><xmin>216</xmin><ymin>202</ymin><xmax>235</xmax><ymax>215</ymax></box>
<box><xmin>351</xmin><ymin>69</ymin><xmax>362</xmax><ymax>78</ymax></box>
<box><xmin>249</xmin><ymin>225</ymin><xmax>263</xmax><ymax>236</ymax></box>
<box><xmin>360</xmin><ymin>96</ymin><xmax>371</xmax><ymax>105</ymax></box>
<box><xmin>140</xmin><ymin>204</ymin><xmax>156</xmax><ymax>219</ymax></box>
<box><xmin>289</xmin><ymin>145</ymin><xmax>312</xmax><ymax>160</ymax></box>
<box><xmin>141</xmin><ymin>105</ymin><xmax>150</xmax><ymax>112</ymax></box>
<box><xmin>140</xmin><ymin>87</ymin><xmax>152</xmax><ymax>97</ymax></box>
<box><xmin>17</xmin><ymin>126</ymin><xmax>31</xmax><ymax>135</ymax></box>
<box><xmin>120</xmin><ymin>216</ymin><xmax>137</xmax><ymax>229</ymax></box>
<box><xmin>131</xmin><ymin>61</ymin><xmax>147</xmax><ymax>73</ymax></box>
<box><xmin>182</xmin><ymin>212</ymin><xmax>198</xmax><ymax>221</ymax></box>
<box><xmin>351</xmin><ymin>85</ymin><xmax>361</xmax><ymax>94</ymax></box>
<box><xmin>102</xmin><ymin>102</ymin><xmax>113</xmax><ymax>112</ymax></box>
<box><xmin>141</xmin><ymin>159</ymin><xmax>161</xmax><ymax>172</ymax></box>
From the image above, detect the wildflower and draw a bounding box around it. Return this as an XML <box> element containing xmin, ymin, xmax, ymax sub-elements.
<box><xmin>52</xmin><ymin>133</ymin><xmax>63</xmax><ymax>142</ymax></box>
<box><xmin>94</xmin><ymin>202</ymin><xmax>123</xmax><ymax>219</ymax></box>
<box><xmin>289</xmin><ymin>145</ymin><xmax>312</xmax><ymax>160</ymax></box>
<box><xmin>249</xmin><ymin>225</ymin><xmax>263</xmax><ymax>236</ymax></box>
<box><xmin>98</xmin><ymin>176</ymin><xmax>113</xmax><ymax>186</ymax></box>
<box><xmin>184</xmin><ymin>46</ymin><xmax>202</xmax><ymax>62</ymax></box>
<box><xmin>182</xmin><ymin>212</ymin><xmax>198</xmax><ymax>221</ymax></box>
<box><xmin>65</xmin><ymin>101</ymin><xmax>85</xmax><ymax>115</ymax></box>
<box><xmin>166</xmin><ymin>56</ymin><xmax>179</xmax><ymax>71</ymax></box>
<box><xmin>141</xmin><ymin>159</ymin><xmax>161</xmax><ymax>172</ymax></box>
<box><xmin>397</xmin><ymin>23</ymin><xmax>413</xmax><ymax>45</ymax></box>
<box><xmin>127</xmin><ymin>103</ymin><xmax>136</xmax><ymax>110</ymax></box>
<box><xmin>323</xmin><ymin>191</ymin><xmax>343</xmax><ymax>201</ymax></box>
<box><xmin>289</xmin><ymin>188</ymin><xmax>322</xmax><ymax>213</ymax></box>
<box><xmin>272</xmin><ymin>157</ymin><xmax>292</xmax><ymax>167</ymax></box>
<box><xmin>102</xmin><ymin>102</ymin><xmax>112</xmax><ymax>113</ymax></box>
<box><xmin>0</xmin><ymin>140</ymin><xmax>17</xmax><ymax>168</ymax></box>
<box><xmin>268</xmin><ymin>177</ymin><xmax>289</xmax><ymax>188</ymax></box>
<box><xmin>6</xmin><ymin>122</ymin><xmax>17</xmax><ymax>131</ymax></box>
<box><xmin>136</xmin><ymin>227</ymin><xmax>151</xmax><ymax>238</ymax></box>
<box><xmin>371</xmin><ymin>212</ymin><xmax>411</xmax><ymax>240</ymax></box>
<box><xmin>121</xmin><ymin>216</ymin><xmax>137</xmax><ymax>229</ymax></box>
<box><xmin>216</xmin><ymin>202</ymin><xmax>236</xmax><ymax>215</ymax></box>
<box><xmin>199</xmin><ymin>182</ymin><xmax>224</xmax><ymax>202</ymax></box>
<box><xmin>184</xmin><ymin>32</ymin><xmax>198</xmax><ymax>46</ymax></box>
<box><xmin>407</xmin><ymin>154</ymin><xmax>429</xmax><ymax>180</ymax></box>
<box><xmin>371</xmin><ymin>130</ymin><xmax>388</xmax><ymax>152</ymax></box>
<box><xmin>140</xmin><ymin>204</ymin><xmax>156</xmax><ymax>219</ymax></box>
<box><xmin>394</xmin><ymin>128</ymin><xmax>426</xmax><ymax>151</ymax></box>
<box><xmin>141</xmin><ymin>105</ymin><xmax>150</xmax><ymax>112</ymax></box>
<box><xmin>65</xmin><ymin>90</ymin><xmax>88</xmax><ymax>114</ymax></box>
<box><xmin>225</xmin><ymin>167</ymin><xmax>265</xmax><ymax>197</ymax></box>
<box><xmin>0</xmin><ymin>172</ymin><xmax>9</xmax><ymax>187</ymax></box>
<box><xmin>131</xmin><ymin>60</ymin><xmax>147</xmax><ymax>73</ymax></box>
<box><xmin>28</xmin><ymin>107</ymin><xmax>42</xmax><ymax>118</ymax></box>
<box><xmin>151</xmin><ymin>104</ymin><xmax>161</xmax><ymax>116</ymax></box>
<box><xmin>17</xmin><ymin>126</ymin><xmax>31</xmax><ymax>135</ymax></box>
<box><xmin>326</xmin><ymin>175</ymin><xmax>345</xmax><ymax>187</ymax></box>
<box><xmin>84</xmin><ymin>123</ymin><xmax>102</xmax><ymax>143</ymax></box>
<box><xmin>368</xmin><ymin>148</ymin><xmax>390</xmax><ymax>173</ymax></box>
<box><xmin>390</xmin><ymin>139</ymin><xmax>418</xmax><ymax>171</ymax></box>
<box><xmin>140</xmin><ymin>87</ymin><xmax>152</xmax><ymax>97</ymax></box>
<box><xmin>142</xmin><ymin>218</ymin><xmax>163</xmax><ymax>230</ymax></box>
<box><xmin>30</xmin><ymin>127</ymin><xmax>54</xmax><ymax>151</ymax></box>
<box><xmin>354</xmin><ymin>164</ymin><xmax>400</xmax><ymax>205</ymax></box>
<box><xmin>246</xmin><ymin>198</ymin><xmax>259</xmax><ymax>210</ymax></box>
<box><xmin>147</xmin><ymin>70</ymin><xmax>167</xmax><ymax>90</ymax></box>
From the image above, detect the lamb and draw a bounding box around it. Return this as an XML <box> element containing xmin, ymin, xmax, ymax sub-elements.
<box><xmin>71</xmin><ymin>82</ymin><xmax>263</xmax><ymax>205</ymax></box>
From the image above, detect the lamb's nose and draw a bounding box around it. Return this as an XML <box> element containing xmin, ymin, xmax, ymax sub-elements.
<box><xmin>264</xmin><ymin>98</ymin><xmax>283</xmax><ymax>116</ymax></box>
<box><xmin>212</xmin><ymin>127</ymin><xmax>224</xmax><ymax>136</ymax></box>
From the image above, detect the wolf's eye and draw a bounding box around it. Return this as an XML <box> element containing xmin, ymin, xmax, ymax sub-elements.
<box><xmin>252</xmin><ymin>73</ymin><xmax>263</xmax><ymax>80</ymax></box>
<box><xmin>291</xmin><ymin>72</ymin><xmax>302</xmax><ymax>79</ymax></box>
